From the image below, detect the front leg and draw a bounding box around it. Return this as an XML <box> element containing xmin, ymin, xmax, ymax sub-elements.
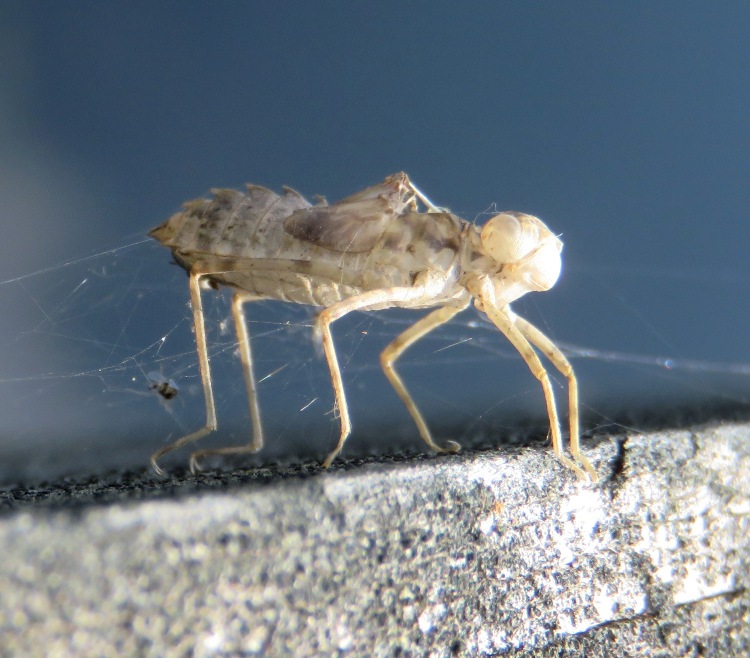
<box><xmin>471</xmin><ymin>276</ymin><xmax>590</xmax><ymax>480</ymax></box>
<box><xmin>513</xmin><ymin>316</ymin><xmax>598</xmax><ymax>481</ymax></box>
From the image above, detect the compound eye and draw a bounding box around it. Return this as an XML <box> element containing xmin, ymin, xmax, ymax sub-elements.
<box><xmin>480</xmin><ymin>212</ymin><xmax>545</xmax><ymax>264</ymax></box>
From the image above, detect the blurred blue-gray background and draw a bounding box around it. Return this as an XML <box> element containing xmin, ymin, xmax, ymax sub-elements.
<box><xmin>2</xmin><ymin>2</ymin><xmax>749</xmax><ymax>483</ymax></box>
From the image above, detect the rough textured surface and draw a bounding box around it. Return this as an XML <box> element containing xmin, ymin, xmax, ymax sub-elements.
<box><xmin>0</xmin><ymin>422</ymin><xmax>748</xmax><ymax>657</ymax></box>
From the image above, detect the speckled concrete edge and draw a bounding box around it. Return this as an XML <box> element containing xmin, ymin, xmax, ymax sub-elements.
<box><xmin>0</xmin><ymin>422</ymin><xmax>748</xmax><ymax>657</ymax></box>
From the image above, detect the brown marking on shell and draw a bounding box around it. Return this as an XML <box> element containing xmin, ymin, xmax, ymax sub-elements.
<box><xmin>245</xmin><ymin>183</ymin><xmax>274</xmax><ymax>194</ymax></box>
<box><xmin>381</xmin><ymin>234</ymin><xmax>400</xmax><ymax>250</ymax></box>
<box><xmin>171</xmin><ymin>250</ymin><xmax>194</xmax><ymax>274</ymax></box>
<box><xmin>147</xmin><ymin>219</ymin><xmax>171</xmax><ymax>244</ymax></box>
<box><xmin>194</xmin><ymin>201</ymin><xmax>228</xmax><ymax>251</ymax></box>
<box><xmin>282</xmin><ymin>186</ymin><xmax>305</xmax><ymax>200</ymax></box>
<box><xmin>283</xmin><ymin>199</ymin><xmax>393</xmax><ymax>254</ymax></box>
<box><xmin>211</xmin><ymin>188</ymin><xmax>243</xmax><ymax>207</ymax></box>
<box><xmin>182</xmin><ymin>198</ymin><xmax>210</xmax><ymax>213</ymax></box>
<box><xmin>421</xmin><ymin>232</ymin><xmax>460</xmax><ymax>254</ymax></box>
<box><xmin>335</xmin><ymin>172</ymin><xmax>408</xmax><ymax>205</ymax></box>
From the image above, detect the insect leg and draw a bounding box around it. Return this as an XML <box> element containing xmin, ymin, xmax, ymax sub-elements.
<box><xmin>477</xmin><ymin>289</ymin><xmax>587</xmax><ymax>479</ymax></box>
<box><xmin>380</xmin><ymin>301</ymin><xmax>469</xmax><ymax>454</ymax></box>
<box><xmin>188</xmin><ymin>292</ymin><xmax>265</xmax><ymax>473</ymax></box>
<box><xmin>513</xmin><ymin>316</ymin><xmax>599</xmax><ymax>481</ymax></box>
<box><xmin>315</xmin><ymin>285</ymin><xmax>435</xmax><ymax>468</ymax></box>
<box><xmin>405</xmin><ymin>178</ymin><xmax>449</xmax><ymax>214</ymax></box>
<box><xmin>150</xmin><ymin>268</ymin><xmax>217</xmax><ymax>475</ymax></box>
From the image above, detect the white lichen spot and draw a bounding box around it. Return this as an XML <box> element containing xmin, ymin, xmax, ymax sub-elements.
<box><xmin>727</xmin><ymin>496</ymin><xmax>750</xmax><ymax>515</ymax></box>
<box><xmin>634</xmin><ymin>519</ymin><xmax>679</xmax><ymax>576</ymax></box>
<box><xmin>418</xmin><ymin>603</ymin><xmax>447</xmax><ymax>635</ymax></box>
<box><xmin>399</xmin><ymin>586</ymin><xmax>416</xmax><ymax>601</ymax></box>
<box><xmin>402</xmin><ymin>604</ymin><xmax>418</xmax><ymax>624</ymax></box>
<box><xmin>474</xmin><ymin>626</ymin><xmax>511</xmax><ymax>654</ymax></box>
<box><xmin>558</xmin><ymin>610</ymin><xmax>591</xmax><ymax>635</ymax></box>
<box><xmin>449</xmin><ymin>555</ymin><xmax>468</xmax><ymax>569</ymax></box>
<box><xmin>335</xmin><ymin>622</ymin><xmax>354</xmax><ymax>651</ymax></box>
<box><xmin>553</xmin><ymin>532</ymin><xmax>576</xmax><ymax>566</ymax></box>
<box><xmin>690</xmin><ymin>512</ymin><xmax>708</xmax><ymax>537</ymax></box>
<box><xmin>202</xmin><ymin>631</ymin><xmax>224</xmax><ymax>653</ymax></box>
<box><xmin>242</xmin><ymin>625</ymin><xmax>271</xmax><ymax>654</ymax></box>
<box><xmin>685</xmin><ymin>488</ymin><xmax>712</xmax><ymax>518</ymax></box>
<box><xmin>655</xmin><ymin>563</ymin><xmax>675</xmax><ymax>583</ymax></box>
<box><xmin>479</xmin><ymin>514</ymin><xmax>496</xmax><ymax>535</ymax></box>
<box><xmin>550</xmin><ymin>486</ymin><xmax>608</xmax><ymax>566</ymax></box>
<box><xmin>560</xmin><ymin>488</ymin><xmax>606</xmax><ymax>539</ymax></box>
<box><xmin>592</xmin><ymin>586</ymin><xmax>618</xmax><ymax>619</ymax></box>
<box><xmin>634</xmin><ymin>592</ymin><xmax>649</xmax><ymax>615</ymax></box>
<box><xmin>673</xmin><ymin>568</ymin><xmax>736</xmax><ymax>606</ymax></box>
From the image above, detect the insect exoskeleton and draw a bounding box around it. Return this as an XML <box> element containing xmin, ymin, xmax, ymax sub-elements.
<box><xmin>148</xmin><ymin>173</ymin><xmax>598</xmax><ymax>481</ymax></box>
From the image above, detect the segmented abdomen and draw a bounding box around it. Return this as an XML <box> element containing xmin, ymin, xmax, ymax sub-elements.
<box><xmin>149</xmin><ymin>183</ymin><xmax>466</xmax><ymax>307</ymax></box>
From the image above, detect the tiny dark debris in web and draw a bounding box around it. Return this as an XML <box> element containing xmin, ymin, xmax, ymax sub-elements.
<box><xmin>147</xmin><ymin>372</ymin><xmax>179</xmax><ymax>400</ymax></box>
